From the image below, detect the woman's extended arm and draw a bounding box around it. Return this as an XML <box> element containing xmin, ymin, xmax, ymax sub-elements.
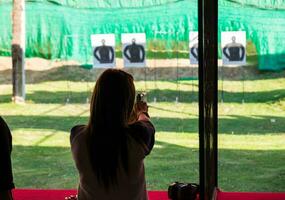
<box><xmin>135</xmin><ymin>100</ymin><xmax>149</xmax><ymax>120</ymax></box>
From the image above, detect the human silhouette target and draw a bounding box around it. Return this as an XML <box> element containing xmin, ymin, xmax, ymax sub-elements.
<box><xmin>122</xmin><ymin>33</ymin><xmax>146</xmax><ymax>67</ymax></box>
<box><xmin>222</xmin><ymin>31</ymin><xmax>246</xmax><ymax>65</ymax></box>
<box><xmin>94</xmin><ymin>39</ymin><xmax>114</xmax><ymax>64</ymax></box>
<box><xmin>124</xmin><ymin>38</ymin><xmax>145</xmax><ymax>63</ymax></box>
<box><xmin>189</xmin><ymin>31</ymin><xmax>199</xmax><ymax>64</ymax></box>
<box><xmin>91</xmin><ymin>34</ymin><xmax>116</xmax><ymax>68</ymax></box>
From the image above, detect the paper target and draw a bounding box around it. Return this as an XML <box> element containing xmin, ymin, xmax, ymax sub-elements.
<box><xmin>189</xmin><ymin>32</ymin><xmax>199</xmax><ymax>64</ymax></box>
<box><xmin>222</xmin><ymin>31</ymin><xmax>246</xmax><ymax>65</ymax></box>
<box><xmin>122</xmin><ymin>33</ymin><xmax>146</xmax><ymax>67</ymax></box>
<box><xmin>91</xmin><ymin>34</ymin><xmax>116</xmax><ymax>68</ymax></box>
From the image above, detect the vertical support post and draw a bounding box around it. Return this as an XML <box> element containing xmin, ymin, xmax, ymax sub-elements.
<box><xmin>198</xmin><ymin>0</ymin><xmax>218</xmax><ymax>199</ymax></box>
<box><xmin>12</xmin><ymin>0</ymin><xmax>26</xmax><ymax>103</ymax></box>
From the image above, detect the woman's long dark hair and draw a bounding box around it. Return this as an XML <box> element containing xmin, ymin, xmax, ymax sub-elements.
<box><xmin>86</xmin><ymin>69</ymin><xmax>135</xmax><ymax>189</ymax></box>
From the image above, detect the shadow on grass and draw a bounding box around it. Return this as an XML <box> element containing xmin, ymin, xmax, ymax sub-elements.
<box><xmin>218</xmin><ymin>148</ymin><xmax>285</xmax><ymax>192</ymax></box>
<box><xmin>3</xmin><ymin>115</ymin><xmax>285</xmax><ymax>135</ymax></box>
<box><xmin>0</xmin><ymin>88</ymin><xmax>284</xmax><ymax>104</ymax></box>
<box><xmin>12</xmin><ymin>145</ymin><xmax>78</xmax><ymax>189</ymax></box>
<box><xmin>4</xmin><ymin>115</ymin><xmax>88</xmax><ymax>132</ymax></box>
<box><xmin>12</xmin><ymin>141</ymin><xmax>285</xmax><ymax>191</ymax></box>
<box><xmin>147</xmin><ymin>89</ymin><xmax>285</xmax><ymax>103</ymax></box>
<box><xmin>153</xmin><ymin>115</ymin><xmax>285</xmax><ymax>135</ymax></box>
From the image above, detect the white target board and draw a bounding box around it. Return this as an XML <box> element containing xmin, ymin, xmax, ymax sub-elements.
<box><xmin>189</xmin><ymin>32</ymin><xmax>199</xmax><ymax>64</ymax></box>
<box><xmin>222</xmin><ymin>31</ymin><xmax>246</xmax><ymax>65</ymax></box>
<box><xmin>122</xmin><ymin>33</ymin><xmax>146</xmax><ymax>67</ymax></box>
<box><xmin>91</xmin><ymin>34</ymin><xmax>116</xmax><ymax>68</ymax></box>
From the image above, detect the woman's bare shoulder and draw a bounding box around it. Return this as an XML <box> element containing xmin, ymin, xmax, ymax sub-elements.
<box><xmin>70</xmin><ymin>125</ymin><xmax>86</xmax><ymax>144</ymax></box>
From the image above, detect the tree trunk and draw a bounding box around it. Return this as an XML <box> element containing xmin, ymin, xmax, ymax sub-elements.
<box><xmin>12</xmin><ymin>0</ymin><xmax>25</xmax><ymax>103</ymax></box>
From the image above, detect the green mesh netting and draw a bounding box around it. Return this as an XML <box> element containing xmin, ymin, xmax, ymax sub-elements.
<box><xmin>0</xmin><ymin>0</ymin><xmax>285</xmax><ymax>70</ymax></box>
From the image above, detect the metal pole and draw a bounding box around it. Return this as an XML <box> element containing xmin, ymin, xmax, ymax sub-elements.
<box><xmin>153</xmin><ymin>33</ymin><xmax>157</xmax><ymax>103</ymax></box>
<box><xmin>176</xmin><ymin>32</ymin><xmax>180</xmax><ymax>103</ymax></box>
<box><xmin>221</xmin><ymin>66</ymin><xmax>224</xmax><ymax>103</ymax></box>
<box><xmin>12</xmin><ymin>0</ymin><xmax>26</xmax><ymax>103</ymax></box>
<box><xmin>198</xmin><ymin>0</ymin><xmax>218</xmax><ymax>199</ymax></box>
<box><xmin>144</xmin><ymin>67</ymin><xmax>147</xmax><ymax>94</ymax></box>
<box><xmin>242</xmin><ymin>66</ymin><xmax>245</xmax><ymax>104</ymax></box>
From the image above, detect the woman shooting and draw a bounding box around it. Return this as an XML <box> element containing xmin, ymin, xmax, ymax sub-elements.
<box><xmin>70</xmin><ymin>69</ymin><xmax>155</xmax><ymax>200</ymax></box>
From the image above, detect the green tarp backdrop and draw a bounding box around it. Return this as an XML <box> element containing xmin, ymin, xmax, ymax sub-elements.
<box><xmin>0</xmin><ymin>0</ymin><xmax>285</xmax><ymax>70</ymax></box>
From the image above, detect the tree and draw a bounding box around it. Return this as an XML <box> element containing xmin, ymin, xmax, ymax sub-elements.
<box><xmin>12</xmin><ymin>0</ymin><xmax>25</xmax><ymax>103</ymax></box>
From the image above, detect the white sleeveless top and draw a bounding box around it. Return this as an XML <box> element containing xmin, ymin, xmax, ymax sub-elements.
<box><xmin>70</xmin><ymin>121</ymin><xmax>155</xmax><ymax>200</ymax></box>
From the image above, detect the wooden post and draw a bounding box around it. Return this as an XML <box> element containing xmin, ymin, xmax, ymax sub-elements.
<box><xmin>198</xmin><ymin>0</ymin><xmax>218</xmax><ymax>199</ymax></box>
<box><xmin>12</xmin><ymin>0</ymin><xmax>25</xmax><ymax>103</ymax></box>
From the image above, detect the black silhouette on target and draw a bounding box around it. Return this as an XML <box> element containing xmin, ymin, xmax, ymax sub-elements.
<box><xmin>190</xmin><ymin>43</ymin><xmax>199</xmax><ymax>61</ymax></box>
<box><xmin>94</xmin><ymin>39</ymin><xmax>114</xmax><ymax>64</ymax></box>
<box><xmin>223</xmin><ymin>36</ymin><xmax>245</xmax><ymax>61</ymax></box>
<box><xmin>123</xmin><ymin>38</ymin><xmax>145</xmax><ymax>63</ymax></box>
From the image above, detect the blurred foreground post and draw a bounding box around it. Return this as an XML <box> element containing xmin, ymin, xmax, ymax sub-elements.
<box><xmin>12</xmin><ymin>0</ymin><xmax>25</xmax><ymax>103</ymax></box>
<box><xmin>198</xmin><ymin>0</ymin><xmax>218</xmax><ymax>199</ymax></box>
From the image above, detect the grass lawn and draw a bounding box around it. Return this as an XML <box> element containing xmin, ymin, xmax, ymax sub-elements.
<box><xmin>0</xmin><ymin>67</ymin><xmax>284</xmax><ymax>192</ymax></box>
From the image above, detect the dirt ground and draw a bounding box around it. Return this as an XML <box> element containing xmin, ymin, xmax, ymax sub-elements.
<box><xmin>0</xmin><ymin>56</ymin><xmax>258</xmax><ymax>83</ymax></box>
